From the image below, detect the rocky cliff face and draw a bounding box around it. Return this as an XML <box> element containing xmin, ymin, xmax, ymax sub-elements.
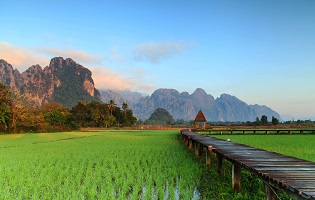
<box><xmin>0</xmin><ymin>57</ymin><xmax>101</xmax><ymax>108</ymax></box>
<box><xmin>100</xmin><ymin>89</ymin><xmax>146</xmax><ymax>107</ymax></box>
<box><xmin>130</xmin><ymin>88</ymin><xmax>281</xmax><ymax>122</ymax></box>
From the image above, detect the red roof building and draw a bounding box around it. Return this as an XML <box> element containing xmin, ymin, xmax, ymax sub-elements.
<box><xmin>194</xmin><ymin>110</ymin><xmax>207</xmax><ymax>129</ymax></box>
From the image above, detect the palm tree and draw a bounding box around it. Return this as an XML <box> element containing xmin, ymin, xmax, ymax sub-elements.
<box><xmin>122</xmin><ymin>102</ymin><xmax>128</xmax><ymax>118</ymax></box>
<box><xmin>107</xmin><ymin>100</ymin><xmax>116</xmax><ymax>116</ymax></box>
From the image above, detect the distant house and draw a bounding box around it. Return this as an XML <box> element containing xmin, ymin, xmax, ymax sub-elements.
<box><xmin>194</xmin><ymin>110</ymin><xmax>207</xmax><ymax>129</ymax></box>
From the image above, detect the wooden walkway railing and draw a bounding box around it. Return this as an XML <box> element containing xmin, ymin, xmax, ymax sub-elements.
<box><xmin>196</xmin><ymin>129</ymin><xmax>315</xmax><ymax>135</ymax></box>
<box><xmin>180</xmin><ymin>129</ymin><xmax>315</xmax><ymax>200</ymax></box>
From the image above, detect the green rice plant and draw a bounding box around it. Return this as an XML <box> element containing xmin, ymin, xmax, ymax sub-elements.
<box><xmin>0</xmin><ymin>130</ymin><xmax>207</xmax><ymax>199</ymax></box>
<box><xmin>214</xmin><ymin>135</ymin><xmax>315</xmax><ymax>161</ymax></box>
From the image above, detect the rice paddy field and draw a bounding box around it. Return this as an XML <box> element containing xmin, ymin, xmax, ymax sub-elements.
<box><xmin>0</xmin><ymin>130</ymin><xmax>203</xmax><ymax>199</ymax></box>
<box><xmin>1</xmin><ymin>130</ymin><xmax>314</xmax><ymax>199</ymax></box>
<box><xmin>214</xmin><ymin>135</ymin><xmax>315</xmax><ymax>162</ymax></box>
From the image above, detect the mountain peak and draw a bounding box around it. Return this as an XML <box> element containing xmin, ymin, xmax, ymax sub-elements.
<box><xmin>1</xmin><ymin>58</ymin><xmax>101</xmax><ymax>108</ymax></box>
<box><xmin>152</xmin><ymin>88</ymin><xmax>180</xmax><ymax>97</ymax></box>
<box><xmin>130</xmin><ymin>88</ymin><xmax>281</xmax><ymax>121</ymax></box>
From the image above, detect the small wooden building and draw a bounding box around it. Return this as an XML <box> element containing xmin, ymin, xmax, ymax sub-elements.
<box><xmin>194</xmin><ymin>110</ymin><xmax>207</xmax><ymax>129</ymax></box>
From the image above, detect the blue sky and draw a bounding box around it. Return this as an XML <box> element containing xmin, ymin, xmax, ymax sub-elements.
<box><xmin>1</xmin><ymin>0</ymin><xmax>314</xmax><ymax>120</ymax></box>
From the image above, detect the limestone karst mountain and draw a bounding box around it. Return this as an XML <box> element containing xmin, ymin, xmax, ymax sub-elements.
<box><xmin>1</xmin><ymin>57</ymin><xmax>281</xmax><ymax>121</ymax></box>
<box><xmin>0</xmin><ymin>57</ymin><xmax>101</xmax><ymax>108</ymax></box>
<box><xmin>103</xmin><ymin>88</ymin><xmax>281</xmax><ymax>121</ymax></box>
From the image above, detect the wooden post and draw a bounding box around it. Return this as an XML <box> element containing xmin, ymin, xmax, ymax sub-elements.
<box><xmin>232</xmin><ymin>164</ymin><xmax>241</xmax><ymax>192</ymax></box>
<box><xmin>217</xmin><ymin>155</ymin><xmax>223</xmax><ymax>175</ymax></box>
<box><xmin>189</xmin><ymin>139</ymin><xmax>193</xmax><ymax>150</ymax></box>
<box><xmin>195</xmin><ymin>142</ymin><xmax>199</xmax><ymax>156</ymax></box>
<box><xmin>263</xmin><ymin>183</ymin><xmax>278</xmax><ymax>200</ymax></box>
<box><xmin>206</xmin><ymin>147</ymin><xmax>211</xmax><ymax>168</ymax></box>
<box><xmin>199</xmin><ymin>145</ymin><xmax>203</xmax><ymax>160</ymax></box>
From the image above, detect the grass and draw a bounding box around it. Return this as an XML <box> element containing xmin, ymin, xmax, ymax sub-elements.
<box><xmin>213</xmin><ymin>135</ymin><xmax>315</xmax><ymax>162</ymax></box>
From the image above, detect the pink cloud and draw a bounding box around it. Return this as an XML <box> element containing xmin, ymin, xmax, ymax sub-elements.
<box><xmin>90</xmin><ymin>66</ymin><xmax>155</xmax><ymax>92</ymax></box>
<box><xmin>0</xmin><ymin>42</ymin><xmax>49</xmax><ymax>70</ymax></box>
<box><xmin>1</xmin><ymin>41</ymin><xmax>154</xmax><ymax>93</ymax></box>
<box><xmin>36</xmin><ymin>47</ymin><xmax>106</xmax><ymax>64</ymax></box>
<box><xmin>90</xmin><ymin>66</ymin><xmax>134</xmax><ymax>90</ymax></box>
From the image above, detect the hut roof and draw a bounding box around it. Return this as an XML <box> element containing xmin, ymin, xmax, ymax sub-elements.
<box><xmin>194</xmin><ymin>110</ymin><xmax>207</xmax><ymax>122</ymax></box>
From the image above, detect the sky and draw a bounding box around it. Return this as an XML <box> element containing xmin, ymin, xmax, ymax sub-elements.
<box><xmin>0</xmin><ymin>0</ymin><xmax>314</xmax><ymax>120</ymax></box>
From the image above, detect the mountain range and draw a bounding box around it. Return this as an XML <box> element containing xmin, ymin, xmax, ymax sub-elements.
<box><xmin>0</xmin><ymin>57</ymin><xmax>281</xmax><ymax>122</ymax></box>
<box><xmin>101</xmin><ymin>88</ymin><xmax>281</xmax><ymax>121</ymax></box>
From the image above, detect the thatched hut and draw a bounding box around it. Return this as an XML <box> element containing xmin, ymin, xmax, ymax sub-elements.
<box><xmin>194</xmin><ymin>110</ymin><xmax>207</xmax><ymax>129</ymax></box>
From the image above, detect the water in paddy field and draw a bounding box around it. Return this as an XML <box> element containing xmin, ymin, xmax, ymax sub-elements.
<box><xmin>139</xmin><ymin>180</ymin><xmax>201</xmax><ymax>200</ymax></box>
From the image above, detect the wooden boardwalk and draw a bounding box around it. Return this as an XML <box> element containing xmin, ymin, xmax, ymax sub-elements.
<box><xmin>181</xmin><ymin>129</ymin><xmax>315</xmax><ymax>200</ymax></box>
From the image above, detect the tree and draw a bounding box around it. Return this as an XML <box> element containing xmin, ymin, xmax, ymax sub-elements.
<box><xmin>271</xmin><ymin>116</ymin><xmax>279</xmax><ymax>127</ymax></box>
<box><xmin>255</xmin><ymin>117</ymin><xmax>261</xmax><ymax>126</ymax></box>
<box><xmin>41</xmin><ymin>102</ymin><xmax>69</xmax><ymax>126</ymax></box>
<box><xmin>70</xmin><ymin>101</ymin><xmax>111</xmax><ymax>127</ymax></box>
<box><xmin>0</xmin><ymin>83</ymin><xmax>11</xmax><ymax>132</ymax></box>
<box><xmin>107</xmin><ymin>100</ymin><xmax>116</xmax><ymax>116</ymax></box>
<box><xmin>9</xmin><ymin>92</ymin><xmax>27</xmax><ymax>132</ymax></box>
<box><xmin>149</xmin><ymin>108</ymin><xmax>174</xmax><ymax>125</ymax></box>
<box><xmin>122</xmin><ymin>109</ymin><xmax>137</xmax><ymax>126</ymax></box>
<box><xmin>122</xmin><ymin>102</ymin><xmax>128</xmax><ymax>118</ymax></box>
<box><xmin>261</xmin><ymin>115</ymin><xmax>268</xmax><ymax>125</ymax></box>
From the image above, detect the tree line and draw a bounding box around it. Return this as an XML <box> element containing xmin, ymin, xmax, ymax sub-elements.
<box><xmin>0</xmin><ymin>83</ymin><xmax>136</xmax><ymax>133</ymax></box>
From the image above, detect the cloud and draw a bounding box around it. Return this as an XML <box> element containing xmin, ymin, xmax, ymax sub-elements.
<box><xmin>0</xmin><ymin>41</ymin><xmax>154</xmax><ymax>92</ymax></box>
<box><xmin>110</xmin><ymin>47</ymin><xmax>125</xmax><ymax>61</ymax></box>
<box><xmin>133</xmin><ymin>42</ymin><xmax>185</xmax><ymax>63</ymax></box>
<box><xmin>0</xmin><ymin>42</ymin><xmax>106</xmax><ymax>70</ymax></box>
<box><xmin>90</xmin><ymin>66</ymin><xmax>134</xmax><ymax>90</ymax></box>
<box><xmin>0</xmin><ymin>41</ymin><xmax>49</xmax><ymax>70</ymax></box>
<box><xmin>90</xmin><ymin>66</ymin><xmax>155</xmax><ymax>92</ymax></box>
<box><xmin>137</xmin><ymin>84</ymin><xmax>154</xmax><ymax>91</ymax></box>
<box><xmin>36</xmin><ymin>47</ymin><xmax>105</xmax><ymax>64</ymax></box>
<box><xmin>130</xmin><ymin>69</ymin><xmax>145</xmax><ymax>75</ymax></box>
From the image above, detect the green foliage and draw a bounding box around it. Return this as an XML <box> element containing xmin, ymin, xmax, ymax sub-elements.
<box><xmin>70</xmin><ymin>101</ymin><xmax>109</xmax><ymax>127</ymax></box>
<box><xmin>122</xmin><ymin>109</ymin><xmax>137</xmax><ymax>126</ymax></box>
<box><xmin>0</xmin><ymin>83</ymin><xmax>11</xmax><ymax>131</ymax></box>
<box><xmin>41</xmin><ymin>102</ymin><xmax>69</xmax><ymax>126</ymax></box>
<box><xmin>70</xmin><ymin>101</ymin><xmax>137</xmax><ymax>128</ymax></box>
<box><xmin>255</xmin><ymin>117</ymin><xmax>261</xmax><ymax>126</ymax></box>
<box><xmin>148</xmin><ymin>108</ymin><xmax>174</xmax><ymax>125</ymax></box>
<box><xmin>261</xmin><ymin>115</ymin><xmax>268</xmax><ymax>125</ymax></box>
<box><xmin>272</xmin><ymin>116</ymin><xmax>279</xmax><ymax>126</ymax></box>
<box><xmin>199</xmin><ymin>159</ymin><xmax>266</xmax><ymax>199</ymax></box>
<box><xmin>107</xmin><ymin>100</ymin><xmax>116</xmax><ymax>116</ymax></box>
